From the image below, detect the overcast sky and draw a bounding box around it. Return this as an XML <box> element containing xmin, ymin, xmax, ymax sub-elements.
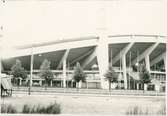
<box><xmin>1</xmin><ymin>1</ymin><xmax>167</xmax><ymax>49</ymax></box>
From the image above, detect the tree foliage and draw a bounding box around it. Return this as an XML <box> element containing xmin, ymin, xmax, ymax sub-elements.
<box><xmin>39</xmin><ymin>59</ymin><xmax>53</xmax><ymax>86</ymax></box>
<box><xmin>104</xmin><ymin>66</ymin><xmax>118</xmax><ymax>91</ymax></box>
<box><xmin>104</xmin><ymin>66</ymin><xmax>118</xmax><ymax>83</ymax></box>
<box><xmin>139</xmin><ymin>64</ymin><xmax>151</xmax><ymax>84</ymax></box>
<box><xmin>11</xmin><ymin>59</ymin><xmax>27</xmax><ymax>80</ymax></box>
<box><xmin>73</xmin><ymin>62</ymin><xmax>86</xmax><ymax>83</ymax></box>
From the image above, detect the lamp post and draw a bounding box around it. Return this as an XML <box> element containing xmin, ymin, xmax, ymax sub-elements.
<box><xmin>129</xmin><ymin>51</ymin><xmax>131</xmax><ymax>90</ymax></box>
<box><xmin>135</xmin><ymin>50</ymin><xmax>139</xmax><ymax>90</ymax></box>
<box><xmin>29</xmin><ymin>47</ymin><xmax>34</xmax><ymax>95</ymax></box>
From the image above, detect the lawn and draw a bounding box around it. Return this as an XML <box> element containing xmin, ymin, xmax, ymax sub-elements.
<box><xmin>1</xmin><ymin>93</ymin><xmax>165</xmax><ymax>115</ymax></box>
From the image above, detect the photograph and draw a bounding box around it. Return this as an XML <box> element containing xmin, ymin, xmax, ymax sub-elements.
<box><xmin>0</xmin><ymin>0</ymin><xmax>166</xmax><ymax>115</ymax></box>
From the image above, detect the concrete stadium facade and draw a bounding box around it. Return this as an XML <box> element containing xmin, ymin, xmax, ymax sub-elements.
<box><xmin>1</xmin><ymin>35</ymin><xmax>166</xmax><ymax>91</ymax></box>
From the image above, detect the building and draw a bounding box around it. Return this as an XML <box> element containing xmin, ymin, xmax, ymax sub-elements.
<box><xmin>1</xmin><ymin>1</ymin><xmax>166</xmax><ymax>91</ymax></box>
<box><xmin>1</xmin><ymin>35</ymin><xmax>166</xmax><ymax>91</ymax></box>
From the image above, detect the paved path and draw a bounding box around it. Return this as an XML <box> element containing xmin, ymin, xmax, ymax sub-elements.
<box><xmin>13</xmin><ymin>87</ymin><xmax>165</xmax><ymax>96</ymax></box>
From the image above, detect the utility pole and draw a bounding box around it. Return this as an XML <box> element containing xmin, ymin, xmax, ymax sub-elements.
<box><xmin>129</xmin><ymin>51</ymin><xmax>131</xmax><ymax>90</ymax></box>
<box><xmin>29</xmin><ymin>47</ymin><xmax>34</xmax><ymax>95</ymax></box>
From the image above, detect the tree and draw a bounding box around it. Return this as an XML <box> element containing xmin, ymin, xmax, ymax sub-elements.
<box><xmin>104</xmin><ymin>66</ymin><xmax>118</xmax><ymax>92</ymax></box>
<box><xmin>11</xmin><ymin>59</ymin><xmax>27</xmax><ymax>86</ymax></box>
<box><xmin>139</xmin><ymin>64</ymin><xmax>151</xmax><ymax>91</ymax></box>
<box><xmin>39</xmin><ymin>59</ymin><xmax>53</xmax><ymax>89</ymax></box>
<box><xmin>73</xmin><ymin>62</ymin><xmax>86</xmax><ymax>90</ymax></box>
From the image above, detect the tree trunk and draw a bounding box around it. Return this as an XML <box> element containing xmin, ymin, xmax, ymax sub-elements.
<box><xmin>108</xmin><ymin>81</ymin><xmax>111</xmax><ymax>92</ymax></box>
<box><xmin>76</xmin><ymin>82</ymin><xmax>79</xmax><ymax>91</ymax></box>
<box><xmin>50</xmin><ymin>80</ymin><xmax>52</xmax><ymax>87</ymax></box>
<box><xmin>17</xmin><ymin>78</ymin><xmax>20</xmax><ymax>89</ymax></box>
<box><xmin>45</xmin><ymin>80</ymin><xmax>47</xmax><ymax>90</ymax></box>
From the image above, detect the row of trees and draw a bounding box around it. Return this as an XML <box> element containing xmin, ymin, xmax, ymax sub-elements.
<box><xmin>11</xmin><ymin>59</ymin><xmax>151</xmax><ymax>91</ymax></box>
<box><xmin>104</xmin><ymin>64</ymin><xmax>151</xmax><ymax>91</ymax></box>
<box><xmin>10</xmin><ymin>59</ymin><xmax>86</xmax><ymax>89</ymax></box>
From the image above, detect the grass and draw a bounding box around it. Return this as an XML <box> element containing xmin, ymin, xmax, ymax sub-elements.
<box><xmin>126</xmin><ymin>104</ymin><xmax>166</xmax><ymax>115</ymax></box>
<box><xmin>126</xmin><ymin>106</ymin><xmax>149</xmax><ymax>115</ymax></box>
<box><xmin>2</xmin><ymin>94</ymin><xmax>165</xmax><ymax>114</ymax></box>
<box><xmin>1</xmin><ymin>104</ymin><xmax>18</xmax><ymax>113</ymax></box>
<box><xmin>22</xmin><ymin>102</ymin><xmax>61</xmax><ymax>114</ymax></box>
<box><xmin>157</xmin><ymin>103</ymin><xmax>166</xmax><ymax>115</ymax></box>
<box><xmin>1</xmin><ymin>101</ymin><xmax>61</xmax><ymax>114</ymax></box>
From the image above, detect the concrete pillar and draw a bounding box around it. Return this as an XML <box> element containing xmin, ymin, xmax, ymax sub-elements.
<box><xmin>164</xmin><ymin>55</ymin><xmax>166</xmax><ymax>72</ymax></box>
<box><xmin>164</xmin><ymin>58</ymin><xmax>166</xmax><ymax>69</ymax></box>
<box><xmin>39</xmin><ymin>80</ymin><xmax>42</xmax><ymax>86</ymax></box>
<box><xmin>144</xmin><ymin>83</ymin><xmax>148</xmax><ymax>91</ymax></box>
<box><xmin>165</xmin><ymin>44</ymin><xmax>167</xmax><ymax>93</ymax></box>
<box><xmin>0</xmin><ymin>57</ymin><xmax>1</xmax><ymax>76</ymax></box>
<box><xmin>50</xmin><ymin>80</ymin><xmax>53</xmax><ymax>87</ymax></box>
<box><xmin>78</xmin><ymin>81</ymin><xmax>82</xmax><ymax>88</ymax></box>
<box><xmin>110</xmin><ymin>49</ymin><xmax>112</xmax><ymax>66</ymax></box>
<box><xmin>29</xmin><ymin>47</ymin><xmax>34</xmax><ymax>95</ymax></box>
<box><xmin>97</xmin><ymin>40</ymin><xmax>109</xmax><ymax>89</ymax></box>
<box><xmin>63</xmin><ymin>59</ymin><xmax>66</xmax><ymax>88</ymax></box>
<box><xmin>19</xmin><ymin>78</ymin><xmax>22</xmax><ymax>86</ymax></box>
<box><xmin>137</xmin><ymin>83</ymin><xmax>139</xmax><ymax>90</ymax></box>
<box><xmin>96</xmin><ymin>3</ymin><xmax>109</xmax><ymax>89</ymax></box>
<box><xmin>122</xmin><ymin>55</ymin><xmax>127</xmax><ymax>89</ymax></box>
<box><xmin>145</xmin><ymin>55</ymin><xmax>150</xmax><ymax>72</ymax></box>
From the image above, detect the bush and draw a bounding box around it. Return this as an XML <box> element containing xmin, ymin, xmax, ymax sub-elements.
<box><xmin>157</xmin><ymin>103</ymin><xmax>166</xmax><ymax>115</ymax></box>
<box><xmin>126</xmin><ymin>106</ymin><xmax>149</xmax><ymax>115</ymax></box>
<box><xmin>126</xmin><ymin>104</ymin><xmax>166</xmax><ymax>115</ymax></box>
<box><xmin>1</xmin><ymin>101</ymin><xmax>61</xmax><ymax>114</ymax></box>
<box><xmin>22</xmin><ymin>102</ymin><xmax>61</xmax><ymax>114</ymax></box>
<box><xmin>1</xmin><ymin>104</ymin><xmax>17</xmax><ymax>113</ymax></box>
<box><xmin>22</xmin><ymin>104</ymin><xmax>31</xmax><ymax>113</ymax></box>
<box><xmin>45</xmin><ymin>102</ymin><xmax>61</xmax><ymax>114</ymax></box>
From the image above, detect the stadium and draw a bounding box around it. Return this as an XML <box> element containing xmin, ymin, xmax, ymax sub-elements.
<box><xmin>0</xmin><ymin>1</ymin><xmax>166</xmax><ymax>115</ymax></box>
<box><xmin>1</xmin><ymin>34</ymin><xmax>166</xmax><ymax>91</ymax></box>
<box><xmin>0</xmin><ymin>1</ymin><xmax>166</xmax><ymax>92</ymax></box>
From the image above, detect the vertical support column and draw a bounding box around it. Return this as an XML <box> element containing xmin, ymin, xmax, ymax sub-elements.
<box><xmin>122</xmin><ymin>54</ymin><xmax>127</xmax><ymax>89</ymax></box>
<box><xmin>164</xmin><ymin>53</ymin><xmax>166</xmax><ymax>72</ymax></box>
<box><xmin>164</xmin><ymin>57</ymin><xmax>166</xmax><ymax>70</ymax></box>
<box><xmin>145</xmin><ymin>55</ymin><xmax>150</xmax><ymax>72</ymax></box>
<box><xmin>39</xmin><ymin>80</ymin><xmax>42</xmax><ymax>86</ymax></box>
<box><xmin>63</xmin><ymin>59</ymin><xmax>66</xmax><ymax>88</ymax></box>
<box><xmin>110</xmin><ymin>48</ymin><xmax>112</xmax><ymax>67</ymax></box>
<box><xmin>0</xmin><ymin>57</ymin><xmax>1</xmax><ymax>96</ymax></box>
<box><xmin>96</xmin><ymin>2</ymin><xmax>108</xmax><ymax>89</ymax></box>
<box><xmin>19</xmin><ymin>78</ymin><xmax>22</xmax><ymax>86</ymax></box>
<box><xmin>0</xmin><ymin>57</ymin><xmax>1</xmax><ymax>76</ymax></box>
<box><xmin>0</xmin><ymin>57</ymin><xmax>1</xmax><ymax>93</ymax></box>
<box><xmin>97</xmin><ymin>40</ymin><xmax>109</xmax><ymax>89</ymax></box>
<box><xmin>29</xmin><ymin>47</ymin><xmax>34</xmax><ymax>95</ymax></box>
<box><xmin>165</xmin><ymin>44</ymin><xmax>167</xmax><ymax>93</ymax></box>
<box><xmin>50</xmin><ymin>80</ymin><xmax>53</xmax><ymax>87</ymax></box>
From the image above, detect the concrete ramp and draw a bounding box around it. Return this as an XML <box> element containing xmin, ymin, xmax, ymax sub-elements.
<box><xmin>1</xmin><ymin>77</ymin><xmax>12</xmax><ymax>96</ymax></box>
<box><xmin>1</xmin><ymin>78</ymin><xmax>12</xmax><ymax>90</ymax></box>
<box><xmin>127</xmin><ymin>71</ymin><xmax>140</xmax><ymax>80</ymax></box>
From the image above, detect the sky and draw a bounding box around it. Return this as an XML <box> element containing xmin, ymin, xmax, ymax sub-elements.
<box><xmin>1</xmin><ymin>0</ymin><xmax>167</xmax><ymax>50</ymax></box>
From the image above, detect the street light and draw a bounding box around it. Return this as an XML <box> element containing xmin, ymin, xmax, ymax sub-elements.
<box><xmin>29</xmin><ymin>47</ymin><xmax>34</xmax><ymax>95</ymax></box>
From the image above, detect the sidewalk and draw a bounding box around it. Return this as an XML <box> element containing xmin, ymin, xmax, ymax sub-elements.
<box><xmin>12</xmin><ymin>87</ymin><xmax>165</xmax><ymax>97</ymax></box>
